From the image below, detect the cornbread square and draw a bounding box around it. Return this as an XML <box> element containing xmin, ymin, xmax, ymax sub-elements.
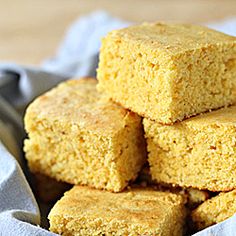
<box><xmin>144</xmin><ymin>105</ymin><xmax>236</xmax><ymax>191</ymax></box>
<box><xmin>192</xmin><ymin>190</ymin><xmax>236</xmax><ymax>230</ymax></box>
<box><xmin>48</xmin><ymin>186</ymin><xmax>186</xmax><ymax>236</ymax></box>
<box><xmin>97</xmin><ymin>23</ymin><xmax>236</xmax><ymax>124</ymax></box>
<box><xmin>24</xmin><ymin>78</ymin><xmax>146</xmax><ymax>192</ymax></box>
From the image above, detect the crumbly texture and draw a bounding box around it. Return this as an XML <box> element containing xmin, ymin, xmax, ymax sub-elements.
<box><xmin>24</xmin><ymin>79</ymin><xmax>146</xmax><ymax>192</ymax></box>
<box><xmin>97</xmin><ymin>22</ymin><xmax>236</xmax><ymax>124</ymax></box>
<box><xmin>48</xmin><ymin>186</ymin><xmax>186</xmax><ymax>236</ymax></box>
<box><xmin>144</xmin><ymin>105</ymin><xmax>236</xmax><ymax>191</ymax></box>
<box><xmin>192</xmin><ymin>190</ymin><xmax>236</xmax><ymax>230</ymax></box>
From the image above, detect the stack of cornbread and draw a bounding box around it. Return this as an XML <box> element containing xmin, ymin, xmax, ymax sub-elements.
<box><xmin>24</xmin><ymin>23</ymin><xmax>236</xmax><ymax>235</ymax></box>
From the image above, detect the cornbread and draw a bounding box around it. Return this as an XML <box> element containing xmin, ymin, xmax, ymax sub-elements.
<box><xmin>192</xmin><ymin>190</ymin><xmax>236</xmax><ymax>230</ymax></box>
<box><xmin>137</xmin><ymin>166</ymin><xmax>209</xmax><ymax>208</ymax></box>
<box><xmin>49</xmin><ymin>186</ymin><xmax>186</xmax><ymax>236</ymax></box>
<box><xmin>97</xmin><ymin>23</ymin><xmax>236</xmax><ymax>124</ymax></box>
<box><xmin>144</xmin><ymin>105</ymin><xmax>236</xmax><ymax>191</ymax></box>
<box><xmin>24</xmin><ymin>78</ymin><xmax>146</xmax><ymax>192</ymax></box>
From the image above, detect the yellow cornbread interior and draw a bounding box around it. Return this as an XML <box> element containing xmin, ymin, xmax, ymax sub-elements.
<box><xmin>49</xmin><ymin>186</ymin><xmax>186</xmax><ymax>236</ymax></box>
<box><xmin>144</xmin><ymin>105</ymin><xmax>236</xmax><ymax>191</ymax></box>
<box><xmin>192</xmin><ymin>190</ymin><xmax>236</xmax><ymax>230</ymax></box>
<box><xmin>24</xmin><ymin>79</ymin><xmax>146</xmax><ymax>192</ymax></box>
<box><xmin>97</xmin><ymin>23</ymin><xmax>236</xmax><ymax>124</ymax></box>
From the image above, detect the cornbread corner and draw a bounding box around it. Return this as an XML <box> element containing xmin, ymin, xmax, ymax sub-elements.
<box><xmin>24</xmin><ymin>78</ymin><xmax>146</xmax><ymax>192</ymax></box>
<box><xmin>97</xmin><ymin>22</ymin><xmax>236</xmax><ymax>124</ymax></box>
<box><xmin>48</xmin><ymin>186</ymin><xmax>186</xmax><ymax>236</ymax></box>
<box><xmin>144</xmin><ymin>105</ymin><xmax>236</xmax><ymax>191</ymax></box>
<box><xmin>192</xmin><ymin>190</ymin><xmax>236</xmax><ymax>230</ymax></box>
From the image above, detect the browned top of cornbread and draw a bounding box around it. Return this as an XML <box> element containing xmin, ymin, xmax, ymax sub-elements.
<box><xmin>183</xmin><ymin>105</ymin><xmax>236</xmax><ymax>128</ymax></box>
<box><xmin>49</xmin><ymin>186</ymin><xmax>185</xmax><ymax>229</ymax></box>
<box><xmin>146</xmin><ymin>105</ymin><xmax>236</xmax><ymax>129</ymax></box>
<box><xmin>26</xmin><ymin>78</ymin><xmax>139</xmax><ymax>135</ymax></box>
<box><xmin>192</xmin><ymin>190</ymin><xmax>236</xmax><ymax>229</ymax></box>
<box><xmin>108</xmin><ymin>22</ymin><xmax>236</xmax><ymax>55</ymax></box>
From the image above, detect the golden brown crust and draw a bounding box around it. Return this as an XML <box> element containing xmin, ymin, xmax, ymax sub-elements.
<box><xmin>192</xmin><ymin>190</ymin><xmax>236</xmax><ymax>230</ymax></box>
<box><xmin>97</xmin><ymin>22</ymin><xmax>236</xmax><ymax>124</ymax></box>
<box><xmin>110</xmin><ymin>23</ymin><xmax>236</xmax><ymax>54</ymax></box>
<box><xmin>24</xmin><ymin>78</ymin><xmax>146</xmax><ymax>192</ymax></box>
<box><xmin>49</xmin><ymin>186</ymin><xmax>186</xmax><ymax>236</ymax></box>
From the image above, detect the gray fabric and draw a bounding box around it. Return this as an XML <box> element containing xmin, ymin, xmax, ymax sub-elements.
<box><xmin>0</xmin><ymin>67</ymin><xmax>66</xmax><ymax>235</ymax></box>
<box><xmin>0</xmin><ymin>64</ymin><xmax>67</xmax><ymax>107</ymax></box>
<box><xmin>0</xmin><ymin>11</ymin><xmax>236</xmax><ymax>235</ymax></box>
<box><xmin>193</xmin><ymin>214</ymin><xmax>236</xmax><ymax>236</ymax></box>
<box><xmin>0</xmin><ymin>143</ymin><xmax>57</xmax><ymax>236</ymax></box>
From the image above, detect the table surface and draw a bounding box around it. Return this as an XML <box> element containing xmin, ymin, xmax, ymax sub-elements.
<box><xmin>0</xmin><ymin>0</ymin><xmax>236</xmax><ymax>65</ymax></box>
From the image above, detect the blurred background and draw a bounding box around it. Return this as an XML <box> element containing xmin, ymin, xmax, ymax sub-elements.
<box><xmin>0</xmin><ymin>0</ymin><xmax>236</xmax><ymax>65</ymax></box>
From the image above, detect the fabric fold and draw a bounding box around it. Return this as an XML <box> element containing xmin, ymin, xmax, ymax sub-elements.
<box><xmin>0</xmin><ymin>142</ymin><xmax>57</xmax><ymax>235</ymax></box>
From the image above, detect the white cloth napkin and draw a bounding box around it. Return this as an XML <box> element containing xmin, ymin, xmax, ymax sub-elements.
<box><xmin>0</xmin><ymin>11</ymin><xmax>236</xmax><ymax>235</ymax></box>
